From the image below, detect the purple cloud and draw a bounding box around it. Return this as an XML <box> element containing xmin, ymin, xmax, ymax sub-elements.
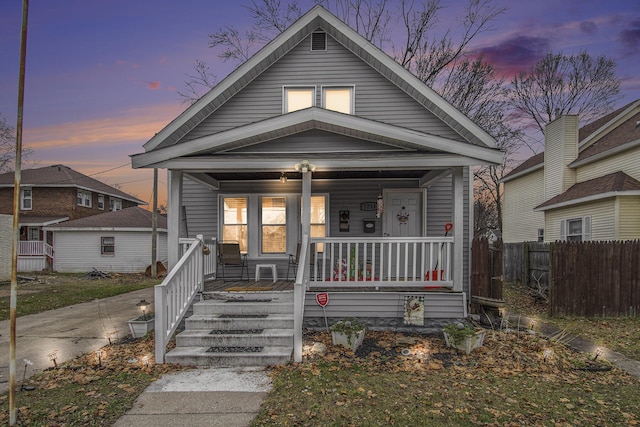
<box><xmin>579</xmin><ymin>21</ymin><xmax>597</xmax><ymax>36</ymax></box>
<box><xmin>474</xmin><ymin>36</ymin><xmax>551</xmax><ymax>77</ymax></box>
<box><xmin>619</xmin><ymin>19</ymin><xmax>640</xmax><ymax>54</ymax></box>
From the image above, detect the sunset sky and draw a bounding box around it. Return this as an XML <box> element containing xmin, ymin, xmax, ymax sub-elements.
<box><xmin>1</xmin><ymin>0</ymin><xmax>639</xmax><ymax>207</ymax></box>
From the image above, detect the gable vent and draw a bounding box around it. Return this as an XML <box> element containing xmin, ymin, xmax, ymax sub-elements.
<box><xmin>311</xmin><ymin>31</ymin><xmax>327</xmax><ymax>51</ymax></box>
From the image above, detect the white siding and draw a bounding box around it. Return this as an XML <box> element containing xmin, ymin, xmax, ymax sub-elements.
<box><xmin>0</xmin><ymin>214</ymin><xmax>11</xmax><ymax>281</ymax></box>
<box><xmin>502</xmin><ymin>169</ymin><xmax>546</xmax><ymax>243</ymax></box>
<box><xmin>576</xmin><ymin>146</ymin><xmax>640</xmax><ymax>182</ymax></box>
<box><xmin>545</xmin><ymin>199</ymin><xmax>615</xmax><ymax>242</ymax></box>
<box><xmin>52</xmin><ymin>230</ymin><xmax>168</xmax><ymax>273</ymax></box>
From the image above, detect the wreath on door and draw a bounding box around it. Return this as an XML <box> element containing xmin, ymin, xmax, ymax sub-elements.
<box><xmin>396</xmin><ymin>207</ymin><xmax>409</xmax><ymax>225</ymax></box>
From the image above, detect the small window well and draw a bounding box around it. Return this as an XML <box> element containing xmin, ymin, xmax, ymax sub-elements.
<box><xmin>311</xmin><ymin>31</ymin><xmax>327</xmax><ymax>51</ymax></box>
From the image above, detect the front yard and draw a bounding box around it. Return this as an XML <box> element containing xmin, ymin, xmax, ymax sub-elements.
<box><xmin>1</xmin><ymin>276</ymin><xmax>638</xmax><ymax>425</ymax></box>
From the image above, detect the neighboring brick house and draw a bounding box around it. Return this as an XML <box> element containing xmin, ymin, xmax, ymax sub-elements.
<box><xmin>502</xmin><ymin>100</ymin><xmax>640</xmax><ymax>243</ymax></box>
<box><xmin>0</xmin><ymin>164</ymin><xmax>145</xmax><ymax>271</ymax></box>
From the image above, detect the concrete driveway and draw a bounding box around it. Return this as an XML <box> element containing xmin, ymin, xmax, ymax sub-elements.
<box><xmin>0</xmin><ymin>287</ymin><xmax>154</xmax><ymax>394</ymax></box>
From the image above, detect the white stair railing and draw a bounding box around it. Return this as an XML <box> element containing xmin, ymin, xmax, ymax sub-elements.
<box><xmin>155</xmin><ymin>234</ymin><xmax>205</xmax><ymax>363</ymax></box>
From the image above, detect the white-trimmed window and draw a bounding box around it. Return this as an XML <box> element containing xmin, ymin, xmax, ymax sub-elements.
<box><xmin>261</xmin><ymin>196</ymin><xmax>287</xmax><ymax>254</ymax></box>
<box><xmin>311</xmin><ymin>195</ymin><xmax>327</xmax><ymax>252</ymax></box>
<box><xmin>222</xmin><ymin>197</ymin><xmax>248</xmax><ymax>252</ymax></box>
<box><xmin>77</xmin><ymin>189</ymin><xmax>92</xmax><ymax>207</ymax></box>
<box><xmin>560</xmin><ymin>216</ymin><xmax>591</xmax><ymax>242</ymax></box>
<box><xmin>98</xmin><ymin>194</ymin><xmax>105</xmax><ymax>210</ymax></box>
<box><xmin>322</xmin><ymin>86</ymin><xmax>354</xmax><ymax>114</ymax></box>
<box><xmin>21</xmin><ymin>187</ymin><xmax>32</xmax><ymax>210</ymax></box>
<box><xmin>28</xmin><ymin>227</ymin><xmax>40</xmax><ymax>241</ymax></box>
<box><xmin>537</xmin><ymin>228</ymin><xmax>544</xmax><ymax>243</ymax></box>
<box><xmin>101</xmin><ymin>237</ymin><xmax>115</xmax><ymax>255</ymax></box>
<box><xmin>110</xmin><ymin>197</ymin><xmax>122</xmax><ymax>211</ymax></box>
<box><xmin>284</xmin><ymin>86</ymin><xmax>315</xmax><ymax>113</ymax></box>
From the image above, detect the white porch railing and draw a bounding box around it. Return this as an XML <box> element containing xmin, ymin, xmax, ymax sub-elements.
<box><xmin>155</xmin><ymin>234</ymin><xmax>206</xmax><ymax>363</ymax></box>
<box><xmin>18</xmin><ymin>241</ymin><xmax>45</xmax><ymax>256</ymax></box>
<box><xmin>309</xmin><ymin>237</ymin><xmax>454</xmax><ymax>288</ymax></box>
<box><xmin>179</xmin><ymin>237</ymin><xmax>217</xmax><ymax>279</ymax></box>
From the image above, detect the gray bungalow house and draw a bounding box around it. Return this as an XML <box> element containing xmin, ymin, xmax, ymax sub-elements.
<box><xmin>131</xmin><ymin>6</ymin><xmax>502</xmax><ymax>363</ymax></box>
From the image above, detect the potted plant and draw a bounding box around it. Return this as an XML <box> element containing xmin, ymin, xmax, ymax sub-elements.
<box><xmin>443</xmin><ymin>322</ymin><xmax>486</xmax><ymax>355</ymax></box>
<box><xmin>128</xmin><ymin>299</ymin><xmax>154</xmax><ymax>338</ymax></box>
<box><xmin>330</xmin><ymin>317</ymin><xmax>366</xmax><ymax>351</ymax></box>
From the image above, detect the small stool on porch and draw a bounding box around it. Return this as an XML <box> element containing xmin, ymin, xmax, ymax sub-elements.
<box><xmin>255</xmin><ymin>264</ymin><xmax>277</xmax><ymax>282</ymax></box>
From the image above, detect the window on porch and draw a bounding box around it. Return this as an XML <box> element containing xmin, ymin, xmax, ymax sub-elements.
<box><xmin>310</xmin><ymin>195</ymin><xmax>326</xmax><ymax>251</ymax></box>
<box><xmin>21</xmin><ymin>188</ymin><xmax>32</xmax><ymax>210</ymax></box>
<box><xmin>261</xmin><ymin>196</ymin><xmax>287</xmax><ymax>254</ymax></box>
<box><xmin>222</xmin><ymin>197</ymin><xmax>248</xmax><ymax>252</ymax></box>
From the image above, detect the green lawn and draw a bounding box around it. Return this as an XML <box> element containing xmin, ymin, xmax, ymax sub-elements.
<box><xmin>0</xmin><ymin>273</ymin><xmax>161</xmax><ymax>321</ymax></box>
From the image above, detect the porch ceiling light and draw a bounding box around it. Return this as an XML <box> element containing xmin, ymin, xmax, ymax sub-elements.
<box><xmin>294</xmin><ymin>160</ymin><xmax>316</xmax><ymax>173</ymax></box>
<box><xmin>280</xmin><ymin>172</ymin><xmax>288</xmax><ymax>183</ymax></box>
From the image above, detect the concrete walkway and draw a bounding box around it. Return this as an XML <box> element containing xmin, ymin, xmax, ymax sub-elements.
<box><xmin>508</xmin><ymin>314</ymin><xmax>640</xmax><ymax>377</ymax></box>
<box><xmin>0</xmin><ymin>287</ymin><xmax>154</xmax><ymax>395</ymax></box>
<box><xmin>113</xmin><ymin>367</ymin><xmax>272</xmax><ymax>427</ymax></box>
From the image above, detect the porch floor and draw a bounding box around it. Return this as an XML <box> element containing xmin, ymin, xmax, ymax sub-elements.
<box><xmin>203</xmin><ymin>279</ymin><xmax>455</xmax><ymax>293</ymax></box>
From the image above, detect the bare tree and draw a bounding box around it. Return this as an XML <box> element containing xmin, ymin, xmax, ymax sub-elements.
<box><xmin>0</xmin><ymin>113</ymin><xmax>33</xmax><ymax>173</ymax></box>
<box><xmin>509</xmin><ymin>51</ymin><xmax>621</xmax><ymax>137</ymax></box>
<box><xmin>438</xmin><ymin>57</ymin><xmax>522</xmax><ymax>234</ymax></box>
<box><xmin>180</xmin><ymin>0</ymin><xmax>505</xmax><ymax>103</ymax></box>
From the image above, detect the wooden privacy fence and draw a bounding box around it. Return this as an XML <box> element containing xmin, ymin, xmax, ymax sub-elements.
<box><xmin>471</xmin><ymin>238</ymin><xmax>503</xmax><ymax>300</ymax></box>
<box><xmin>503</xmin><ymin>242</ymin><xmax>550</xmax><ymax>288</ymax></box>
<box><xmin>550</xmin><ymin>240</ymin><xmax>640</xmax><ymax>317</ymax></box>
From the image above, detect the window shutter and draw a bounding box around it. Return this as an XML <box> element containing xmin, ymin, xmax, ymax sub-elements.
<box><xmin>311</xmin><ymin>32</ymin><xmax>326</xmax><ymax>51</ymax></box>
<box><xmin>560</xmin><ymin>220</ymin><xmax>566</xmax><ymax>241</ymax></box>
<box><xmin>583</xmin><ymin>216</ymin><xmax>591</xmax><ymax>241</ymax></box>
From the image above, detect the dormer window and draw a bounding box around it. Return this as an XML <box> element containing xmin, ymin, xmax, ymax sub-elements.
<box><xmin>110</xmin><ymin>197</ymin><xmax>122</xmax><ymax>211</ymax></box>
<box><xmin>322</xmin><ymin>86</ymin><xmax>354</xmax><ymax>114</ymax></box>
<box><xmin>284</xmin><ymin>86</ymin><xmax>315</xmax><ymax>113</ymax></box>
<box><xmin>311</xmin><ymin>31</ymin><xmax>326</xmax><ymax>51</ymax></box>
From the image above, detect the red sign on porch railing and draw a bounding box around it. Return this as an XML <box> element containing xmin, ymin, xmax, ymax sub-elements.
<box><xmin>315</xmin><ymin>292</ymin><xmax>329</xmax><ymax>307</ymax></box>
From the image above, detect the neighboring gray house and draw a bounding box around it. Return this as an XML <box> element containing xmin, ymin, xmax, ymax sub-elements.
<box><xmin>45</xmin><ymin>207</ymin><xmax>167</xmax><ymax>273</ymax></box>
<box><xmin>132</xmin><ymin>5</ymin><xmax>502</xmax><ymax>362</ymax></box>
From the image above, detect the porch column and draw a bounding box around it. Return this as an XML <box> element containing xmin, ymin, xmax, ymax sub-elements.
<box><xmin>301</xmin><ymin>171</ymin><xmax>311</xmax><ymax>266</ymax></box>
<box><xmin>167</xmin><ymin>170</ymin><xmax>183</xmax><ymax>270</ymax></box>
<box><xmin>452</xmin><ymin>167</ymin><xmax>464</xmax><ymax>292</ymax></box>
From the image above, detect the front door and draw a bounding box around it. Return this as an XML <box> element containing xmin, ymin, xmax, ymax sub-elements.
<box><xmin>384</xmin><ymin>190</ymin><xmax>423</xmax><ymax>237</ymax></box>
<box><xmin>383</xmin><ymin>190</ymin><xmax>423</xmax><ymax>280</ymax></box>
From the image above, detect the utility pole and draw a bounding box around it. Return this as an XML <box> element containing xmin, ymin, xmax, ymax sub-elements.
<box><xmin>10</xmin><ymin>1</ymin><xmax>29</xmax><ymax>425</ymax></box>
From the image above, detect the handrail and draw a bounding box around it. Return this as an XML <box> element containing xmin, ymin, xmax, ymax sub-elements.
<box><xmin>293</xmin><ymin>234</ymin><xmax>310</xmax><ymax>363</ymax></box>
<box><xmin>309</xmin><ymin>236</ymin><xmax>454</xmax><ymax>287</ymax></box>
<box><xmin>155</xmin><ymin>234</ymin><xmax>205</xmax><ymax>363</ymax></box>
<box><xmin>180</xmin><ymin>237</ymin><xmax>217</xmax><ymax>279</ymax></box>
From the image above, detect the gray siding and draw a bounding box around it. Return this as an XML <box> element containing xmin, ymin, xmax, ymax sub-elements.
<box><xmin>183</xmin><ymin>33</ymin><xmax>464</xmax><ymax>143</ymax></box>
<box><xmin>182</xmin><ymin>173</ymin><xmax>471</xmax><ymax>293</ymax></box>
<box><xmin>303</xmin><ymin>292</ymin><xmax>466</xmax><ymax>320</ymax></box>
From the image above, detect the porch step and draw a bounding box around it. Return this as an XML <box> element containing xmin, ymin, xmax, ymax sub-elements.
<box><xmin>176</xmin><ymin>328</ymin><xmax>293</xmax><ymax>347</ymax></box>
<box><xmin>185</xmin><ymin>314</ymin><xmax>294</xmax><ymax>330</ymax></box>
<box><xmin>164</xmin><ymin>345</ymin><xmax>293</xmax><ymax>367</ymax></box>
<box><xmin>166</xmin><ymin>291</ymin><xmax>294</xmax><ymax>367</ymax></box>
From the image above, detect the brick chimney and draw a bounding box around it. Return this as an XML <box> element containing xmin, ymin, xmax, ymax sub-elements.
<box><xmin>544</xmin><ymin>115</ymin><xmax>578</xmax><ymax>200</ymax></box>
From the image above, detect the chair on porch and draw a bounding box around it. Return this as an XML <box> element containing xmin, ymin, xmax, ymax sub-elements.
<box><xmin>217</xmin><ymin>242</ymin><xmax>248</xmax><ymax>281</ymax></box>
<box><xmin>287</xmin><ymin>242</ymin><xmax>315</xmax><ymax>280</ymax></box>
